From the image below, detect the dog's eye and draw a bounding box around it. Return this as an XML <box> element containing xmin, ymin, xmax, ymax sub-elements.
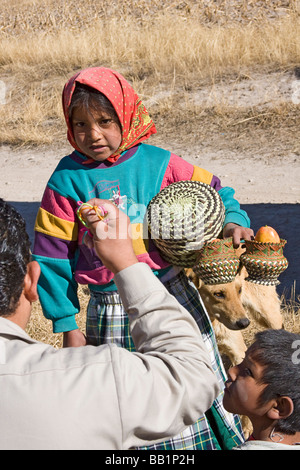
<box><xmin>214</xmin><ymin>291</ymin><xmax>225</xmax><ymax>299</ymax></box>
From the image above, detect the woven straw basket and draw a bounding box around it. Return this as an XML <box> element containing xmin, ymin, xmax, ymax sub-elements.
<box><xmin>240</xmin><ymin>239</ymin><xmax>288</xmax><ymax>285</ymax></box>
<box><xmin>193</xmin><ymin>238</ymin><xmax>240</xmax><ymax>284</ymax></box>
<box><xmin>146</xmin><ymin>181</ymin><xmax>225</xmax><ymax>267</ymax></box>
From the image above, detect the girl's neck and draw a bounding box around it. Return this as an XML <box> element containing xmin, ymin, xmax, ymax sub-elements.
<box><xmin>76</xmin><ymin>144</ymin><xmax>140</xmax><ymax>168</ymax></box>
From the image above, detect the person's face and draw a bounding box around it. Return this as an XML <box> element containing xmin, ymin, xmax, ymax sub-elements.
<box><xmin>71</xmin><ymin>105</ymin><xmax>122</xmax><ymax>162</ymax></box>
<box><xmin>223</xmin><ymin>346</ymin><xmax>270</xmax><ymax>419</ymax></box>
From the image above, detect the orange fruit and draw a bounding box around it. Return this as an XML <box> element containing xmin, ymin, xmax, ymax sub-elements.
<box><xmin>254</xmin><ymin>225</ymin><xmax>280</xmax><ymax>243</ymax></box>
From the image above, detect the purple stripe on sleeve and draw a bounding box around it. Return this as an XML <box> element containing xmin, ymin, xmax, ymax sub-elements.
<box><xmin>33</xmin><ymin>232</ymin><xmax>77</xmax><ymax>260</ymax></box>
<box><xmin>210</xmin><ymin>175</ymin><xmax>223</xmax><ymax>191</ymax></box>
<box><xmin>76</xmin><ymin>244</ymin><xmax>103</xmax><ymax>271</ymax></box>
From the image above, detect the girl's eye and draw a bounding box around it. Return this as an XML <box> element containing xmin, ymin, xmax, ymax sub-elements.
<box><xmin>99</xmin><ymin>119</ymin><xmax>113</xmax><ymax>128</ymax></box>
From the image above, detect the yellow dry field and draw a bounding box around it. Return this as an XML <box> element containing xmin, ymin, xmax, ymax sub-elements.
<box><xmin>26</xmin><ymin>284</ymin><xmax>300</xmax><ymax>350</ymax></box>
<box><xmin>0</xmin><ymin>0</ymin><xmax>299</xmax><ymax>149</ymax></box>
<box><xmin>0</xmin><ymin>0</ymin><xmax>299</xmax><ymax>347</ymax></box>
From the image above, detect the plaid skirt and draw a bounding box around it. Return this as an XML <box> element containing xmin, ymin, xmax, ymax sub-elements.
<box><xmin>86</xmin><ymin>271</ymin><xmax>244</xmax><ymax>450</ymax></box>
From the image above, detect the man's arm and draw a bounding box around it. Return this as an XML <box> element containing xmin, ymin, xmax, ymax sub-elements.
<box><xmin>113</xmin><ymin>263</ymin><xmax>220</xmax><ymax>449</ymax></box>
<box><xmin>81</xmin><ymin>200</ymin><xmax>220</xmax><ymax>448</ymax></box>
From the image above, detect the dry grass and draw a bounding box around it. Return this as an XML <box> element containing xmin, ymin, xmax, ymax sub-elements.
<box><xmin>26</xmin><ymin>284</ymin><xmax>300</xmax><ymax>350</ymax></box>
<box><xmin>0</xmin><ymin>0</ymin><xmax>299</xmax><ymax>146</ymax></box>
<box><xmin>26</xmin><ymin>286</ymin><xmax>89</xmax><ymax>349</ymax></box>
<box><xmin>2</xmin><ymin>1</ymin><xmax>300</xmax><ymax>347</ymax></box>
<box><xmin>242</xmin><ymin>289</ymin><xmax>300</xmax><ymax>347</ymax></box>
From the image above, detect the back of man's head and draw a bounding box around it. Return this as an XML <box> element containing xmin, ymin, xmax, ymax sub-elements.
<box><xmin>0</xmin><ymin>199</ymin><xmax>31</xmax><ymax>316</ymax></box>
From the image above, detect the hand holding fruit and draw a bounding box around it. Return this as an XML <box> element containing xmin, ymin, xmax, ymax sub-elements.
<box><xmin>223</xmin><ymin>223</ymin><xmax>254</xmax><ymax>248</ymax></box>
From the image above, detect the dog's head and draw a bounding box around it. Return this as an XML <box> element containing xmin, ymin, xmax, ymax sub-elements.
<box><xmin>186</xmin><ymin>268</ymin><xmax>250</xmax><ymax>331</ymax></box>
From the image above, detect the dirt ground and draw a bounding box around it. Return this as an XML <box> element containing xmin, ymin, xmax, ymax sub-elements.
<box><xmin>1</xmin><ymin>69</ymin><xmax>299</xmax><ymax>299</ymax></box>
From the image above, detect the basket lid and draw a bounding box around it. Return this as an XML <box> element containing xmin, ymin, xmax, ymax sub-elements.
<box><xmin>147</xmin><ymin>181</ymin><xmax>225</xmax><ymax>267</ymax></box>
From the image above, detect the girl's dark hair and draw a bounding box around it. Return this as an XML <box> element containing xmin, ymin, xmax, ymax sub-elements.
<box><xmin>0</xmin><ymin>199</ymin><xmax>31</xmax><ymax>316</ymax></box>
<box><xmin>68</xmin><ymin>83</ymin><xmax>121</xmax><ymax>130</ymax></box>
<box><xmin>251</xmin><ymin>329</ymin><xmax>300</xmax><ymax>435</ymax></box>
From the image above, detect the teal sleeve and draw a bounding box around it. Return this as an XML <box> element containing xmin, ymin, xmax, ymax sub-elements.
<box><xmin>32</xmin><ymin>254</ymin><xmax>80</xmax><ymax>333</ymax></box>
<box><xmin>218</xmin><ymin>187</ymin><xmax>250</xmax><ymax>228</ymax></box>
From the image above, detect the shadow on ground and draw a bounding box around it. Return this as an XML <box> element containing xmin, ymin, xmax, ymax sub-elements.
<box><xmin>10</xmin><ymin>201</ymin><xmax>300</xmax><ymax>301</ymax></box>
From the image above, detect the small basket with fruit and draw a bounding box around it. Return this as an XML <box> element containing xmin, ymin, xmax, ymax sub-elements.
<box><xmin>240</xmin><ymin>226</ymin><xmax>288</xmax><ymax>285</ymax></box>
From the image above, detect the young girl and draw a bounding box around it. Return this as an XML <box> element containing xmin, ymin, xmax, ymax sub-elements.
<box><xmin>33</xmin><ymin>67</ymin><xmax>253</xmax><ymax>450</ymax></box>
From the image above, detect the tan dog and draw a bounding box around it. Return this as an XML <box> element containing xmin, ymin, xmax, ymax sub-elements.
<box><xmin>186</xmin><ymin>264</ymin><xmax>283</xmax><ymax>366</ymax></box>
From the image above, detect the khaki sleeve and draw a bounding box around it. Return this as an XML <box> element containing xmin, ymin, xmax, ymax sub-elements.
<box><xmin>113</xmin><ymin>263</ymin><xmax>220</xmax><ymax>449</ymax></box>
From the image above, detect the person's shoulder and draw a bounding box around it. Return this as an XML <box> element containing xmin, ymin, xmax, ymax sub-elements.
<box><xmin>135</xmin><ymin>143</ymin><xmax>171</xmax><ymax>166</ymax></box>
<box><xmin>139</xmin><ymin>142</ymin><xmax>170</xmax><ymax>154</ymax></box>
<box><xmin>233</xmin><ymin>440</ymin><xmax>300</xmax><ymax>450</ymax></box>
<box><xmin>54</xmin><ymin>151</ymin><xmax>80</xmax><ymax>170</ymax></box>
<box><xmin>47</xmin><ymin>151</ymin><xmax>85</xmax><ymax>192</ymax></box>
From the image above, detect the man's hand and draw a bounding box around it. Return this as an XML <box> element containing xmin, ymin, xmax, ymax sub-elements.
<box><xmin>79</xmin><ymin>199</ymin><xmax>139</xmax><ymax>274</ymax></box>
<box><xmin>223</xmin><ymin>223</ymin><xmax>254</xmax><ymax>248</ymax></box>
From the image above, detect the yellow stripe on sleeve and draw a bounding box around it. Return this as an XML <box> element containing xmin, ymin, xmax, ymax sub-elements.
<box><xmin>35</xmin><ymin>207</ymin><xmax>78</xmax><ymax>241</ymax></box>
<box><xmin>131</xmin><ymin>223</ymin><xmax>149</xmax><ymax>255</ymax></box>
<box><xmin>191</xmin><ymin>166</ymin><xmax>213</xmax><ymax>185</ymax></box>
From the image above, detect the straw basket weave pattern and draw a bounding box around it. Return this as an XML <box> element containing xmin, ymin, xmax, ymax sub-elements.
<box><xmin>240</xmin><ymin>239</ymin><xmax>288</xmax><ymax>285</ymax></box>
<box><xmin>146</xmin><ymin>181</ymin><xmax>225</xmax><ymax>267</ymax></box>
<box><xmin>193</xmin><ymin>238</ymin><xmax>240</xmax><ymax>285</ymax></box>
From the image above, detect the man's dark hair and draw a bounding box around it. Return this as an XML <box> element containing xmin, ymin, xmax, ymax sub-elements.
<box><xmin>251</xmin><ymin>329</ymin><xmax>300</xmax><ymax>435</ymax></box>
<box><xmin>0</xmin><ymin>199</ymin><xmax>31</xmax><ymax>316</ymax></box>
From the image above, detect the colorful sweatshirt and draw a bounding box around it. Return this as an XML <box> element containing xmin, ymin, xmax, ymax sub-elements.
<box><xmin>33</xmin><ymin>143</ymin><xmax>250</xmax><ymax>333</ymax></box>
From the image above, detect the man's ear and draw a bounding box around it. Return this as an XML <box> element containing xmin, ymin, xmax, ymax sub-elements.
<box><xmin>23</xmin><ymin>261</ymin><xmax>41</xmax><ymax>303</ymax></box>
<box><xmin>267</xmin><ymin>396</ymin><xmax>294</xmax><ymax>420</ymax></box>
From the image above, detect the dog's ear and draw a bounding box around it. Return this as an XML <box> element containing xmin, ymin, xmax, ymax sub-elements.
<box><xmin>235</xmin><ymin>244</ymin><xmax>246</xmax><ymax>258</ymax></box>
<box><xmin>235</xmin><ymin>244</ymin><xmax>247</xmax><ymax>279</ymax></box>
<box><xmin>236</xmin><ymin>262</ymin><xmax>248</xmax><ymax>280</ymax></box>
<box><xmin>185</xmin><ymin>268</ymin><xmax>200</xmax><ymax>289</ymax></box>
<box><xmin>237</xmin><ymin>261</ymin><xmax>243</xmax><ymax>275</ymax></box>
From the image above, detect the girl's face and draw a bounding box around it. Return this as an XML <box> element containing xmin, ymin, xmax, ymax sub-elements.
<box><xmin>71</xmin><ymin>105</ymin><xmax>122</xmax><ymax>162</ymax></box>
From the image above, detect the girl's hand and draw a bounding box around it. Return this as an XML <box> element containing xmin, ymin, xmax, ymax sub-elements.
<box><xmin>223</xmin><ymin>223</ymin><xmax>254</xmax><ymax>248</ymax></box>
<box><xmin>63</xmin><ymin>329</ymin><xmax>87</xmax><ymax>348</ymax></box>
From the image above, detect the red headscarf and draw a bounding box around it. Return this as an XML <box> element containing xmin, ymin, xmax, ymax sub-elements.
<box><xmin>62</xmin><ymin>67</ymin><xmax>157</xmax><ymax>162</ymax></box>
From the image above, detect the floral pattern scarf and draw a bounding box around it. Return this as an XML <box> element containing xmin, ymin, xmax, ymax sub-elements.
<box><xmin>62</xmin><ymin>67</ymin><xmax>157</xmax><ymax>162</ymax></box>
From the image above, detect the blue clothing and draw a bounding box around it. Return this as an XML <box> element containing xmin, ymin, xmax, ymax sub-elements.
<box><xmin>33</xmin><ymin>143</ymin><xmax>250</xmax><ymax>333</ymax></box>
